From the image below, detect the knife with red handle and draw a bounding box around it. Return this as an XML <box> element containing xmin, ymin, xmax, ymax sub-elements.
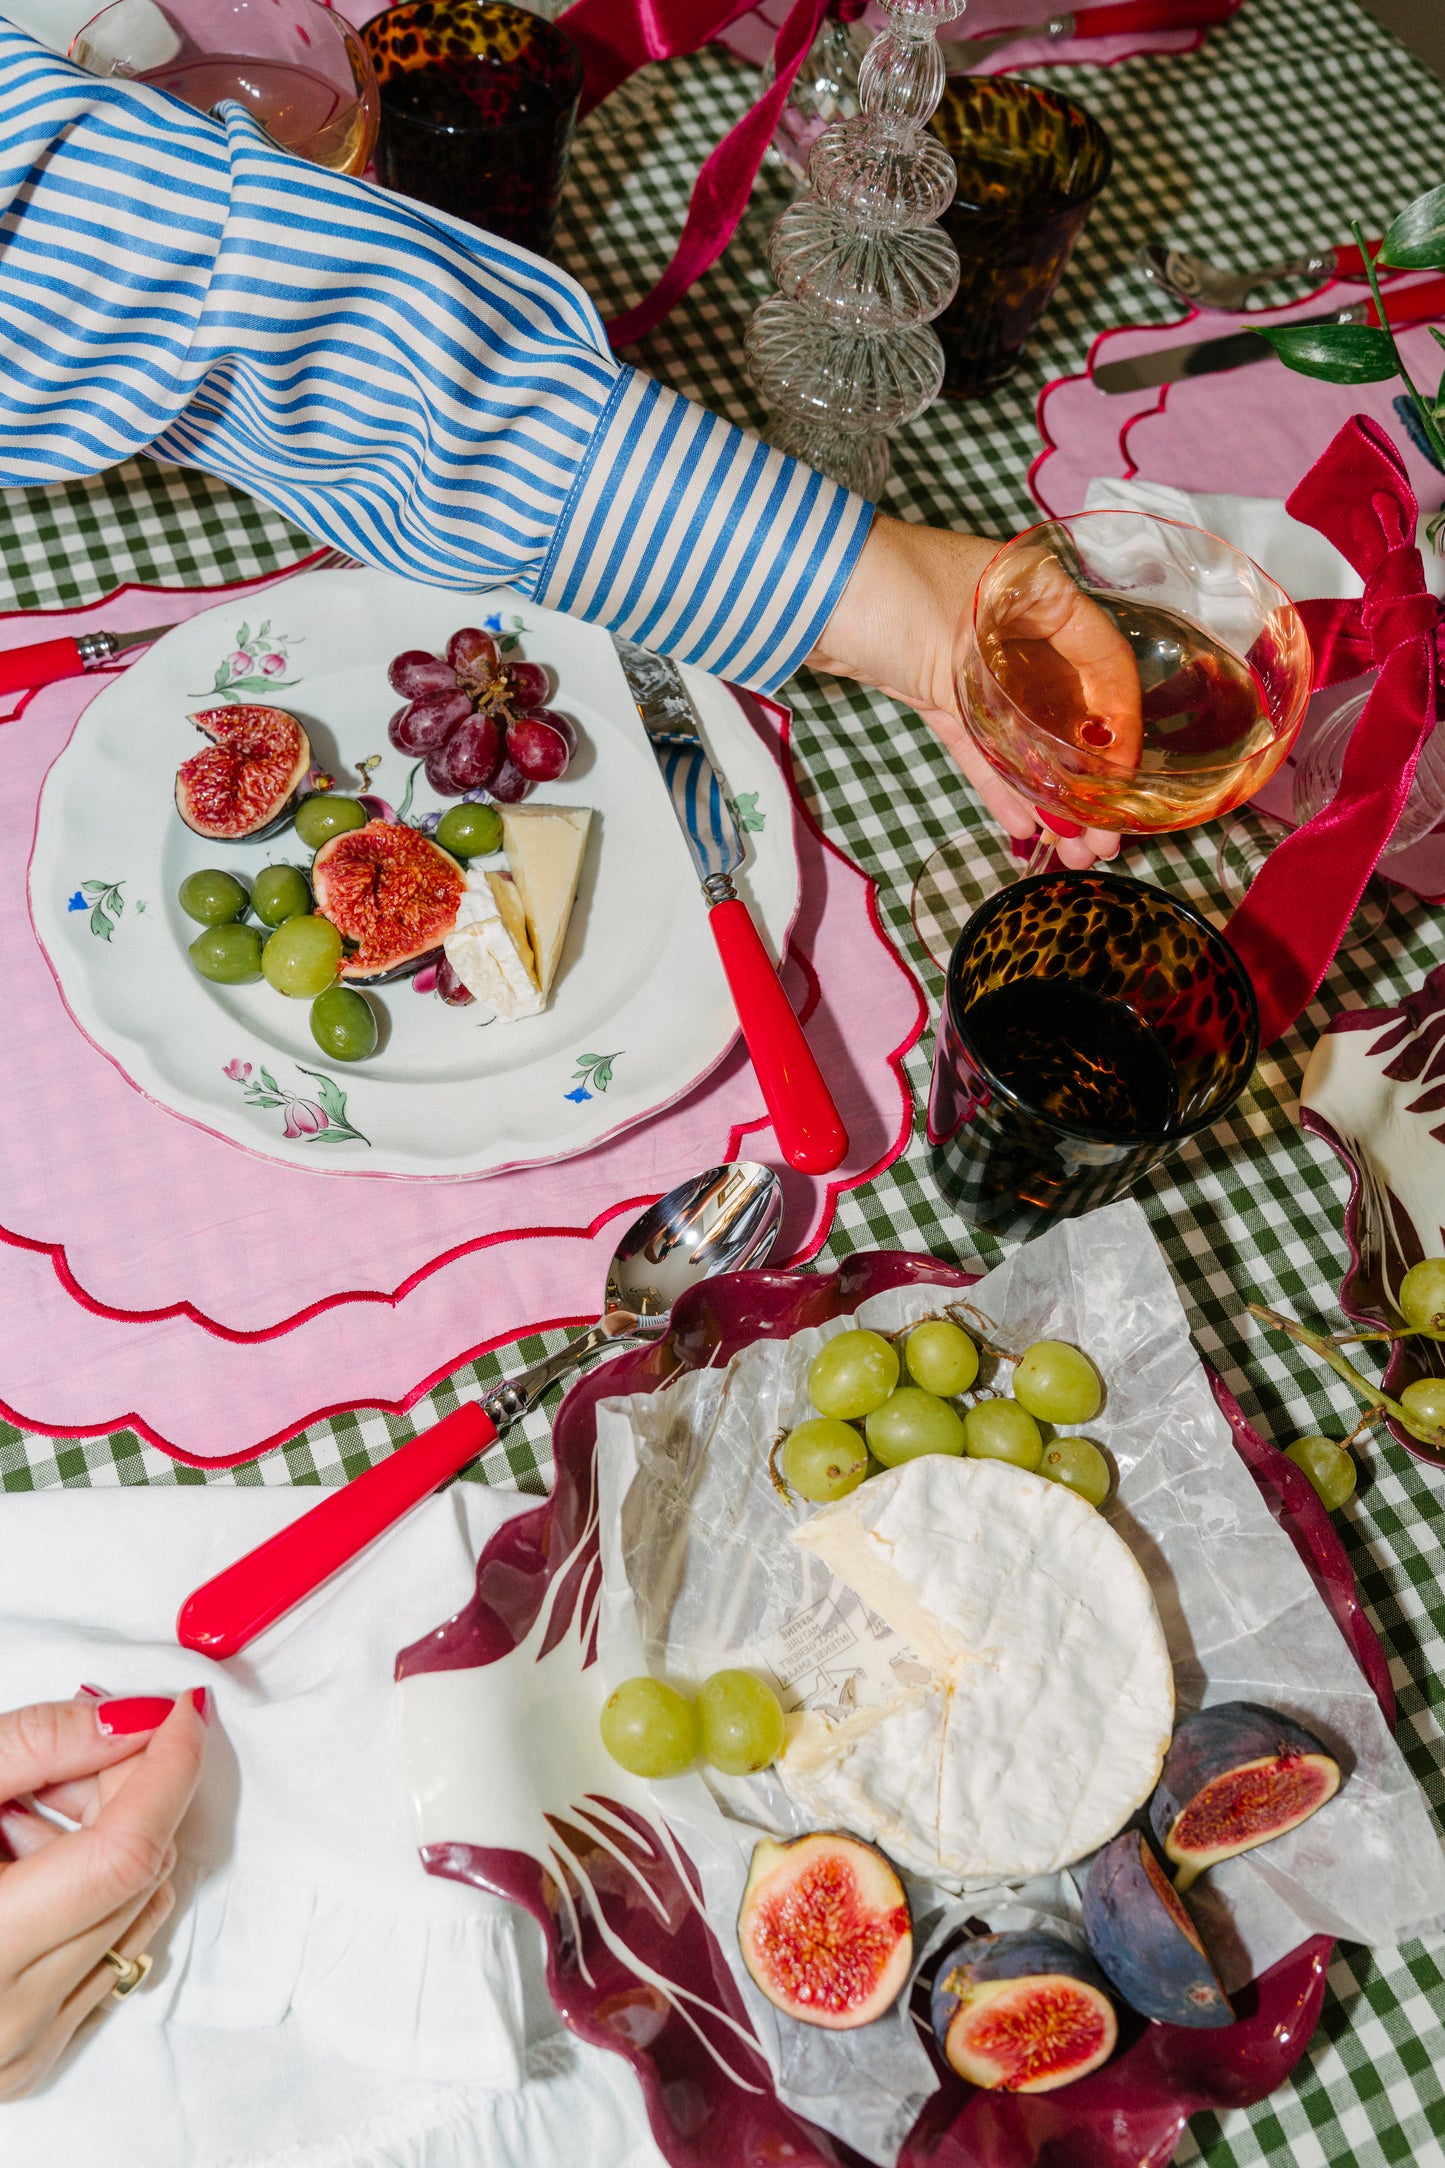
<box><xmin>614</xmin><ymin>637</ymin><xmax>848</xmax><ymax>1178</ymax></box>
<box><xmin>1095</xmin><ymin>274</ymin><xmax>1445</xmax><ymax>393</ymax></box>
<box><xmin>944</xmin><ymin>0</ymin><xmax>1243</xmax><ymax>60</ymax></box>
<box><xmin>0</xmin><ymin>623</ymin><xmax>173</xmax><ymax>698</ymax></box>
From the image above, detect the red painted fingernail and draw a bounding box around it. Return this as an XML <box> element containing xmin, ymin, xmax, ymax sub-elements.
<box><xmin>189</xmin><ymin>1687</ymin><xmax>211</xmax><ymax>1725</ymax></box>
<box><xmin>94</xmin><ymin>1695</ymin><xmax>175</xmax><ymax>1737</ymax></box>
<box><xmin>0</xmin><ymin>1797</ymin><xmax>35</xmax><ymax>1816</ymax></box>
<box><xmin>78</xmin><ymin>1683</ymin><xmax>112</xmax><ymax>1700</ymax></box>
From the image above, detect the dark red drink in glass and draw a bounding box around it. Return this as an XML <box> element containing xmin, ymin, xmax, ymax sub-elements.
<box><xmin>365</xmin><ymin>1</ymin><xmax>583</xmax><ymax>257</ymax></box>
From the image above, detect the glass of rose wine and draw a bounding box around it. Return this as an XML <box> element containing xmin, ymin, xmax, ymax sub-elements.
<box><xmin>910</xmin><ymin>511</ymin><xmax>1314</xmax><ymax>967</ymax></box>
<box><xmin>71</xmin><ymin>0</ymin><xmax>380</xmax><ymax>177</ymax></box>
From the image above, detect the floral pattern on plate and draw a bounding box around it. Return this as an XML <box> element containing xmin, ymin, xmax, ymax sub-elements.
<box><xmin>194</xmin><ymin>617</ymin><xmax>300</xmax><ymax>702</ymax></box>
<box><xmin>222</xmin><ymin>1058</ymin><xmax>370</xmax><ymax>1147</ymax></box>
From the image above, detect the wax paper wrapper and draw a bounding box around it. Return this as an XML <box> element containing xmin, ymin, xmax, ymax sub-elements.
<box><xmin>593</xmin><ymin>1200</ymin><xmax>1445</xmax><ymax>2167</ymax></box>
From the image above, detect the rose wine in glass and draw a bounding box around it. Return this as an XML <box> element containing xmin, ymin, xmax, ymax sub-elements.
<box><xmin>911</xmin><ymin>511</ymin><xmax>1313</xmax><ymax>966</ymax></box>
<box><xmin>71</xmin><ymin>0</ymin><xmax>379</xmax><ymax>177</ymax></box>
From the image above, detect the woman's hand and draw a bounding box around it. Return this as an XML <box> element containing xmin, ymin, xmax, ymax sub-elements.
<box><xmin>0</xmin><ymin>1692</ymin><xmax>208</xmax><ymax>2101</ymax></box>
<box><xmin>806</xmin><ymin>513</ymin><xmax>1127</xmax><ymax>869</ymax></box>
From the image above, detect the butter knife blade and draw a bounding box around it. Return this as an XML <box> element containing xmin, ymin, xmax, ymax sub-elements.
<box><xmin>613</xmin><ymin>636</ymin><xmax>745</xmax><ymax>894</ymax></box>
<box><xmin>1093</xmin><ymin>299</ymin><xmax>1371</xmax><ymax>394</ymax></box>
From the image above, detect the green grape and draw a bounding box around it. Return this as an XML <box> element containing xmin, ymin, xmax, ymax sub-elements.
<box><xmin>599</xmin><ymin>1677</ymin><xmax>699</xmax><ymax>1779</ymax></box>
<box><xmin>865</xmin><ymin>1386</ymin><xmax>966</xmax><ymax>1467</ymax></box>
<box><xmin>1041</xmin><ymin>1437</ymin><xmax>1111</xmax><ymax>1509</ymax></box>
<box><xmin>262</xmin><ymin>914</ymin><xmax>343</xmax><ymax>997</ymax></box>
<box><xmin>1398</xmin><ymin>1258</ymin><xmax>1445</xmax><ymax>1333</ymax></box>
<box><xmin>781</xmin><ymin>1417</ymin><xmax>868</xmax><ymax>1503</ymax></box>
<box><xmin>808</xmin><ymin>1330</ymin><xmax>900</xmax><ymax>1420</ymax></box>
<box><xmin>251</xmin><ymin>864</ymin><xmax>312</xmax><ymax>927</ymax></box>
<box><xmin>436</xmin><ymin>803</ymin><xmax>503</xmax><ymax>859</ymax></box>
<box><xmin>1012</xmin><ymin>1340</ymin><xmax>1103</xmax><ymax>1426</ymax></box>
<box><xmin>1285</xmin><ymin>1435</ymin><xmax>1357</xmax><ymax>1511</ymax></box>
<box><xmin>697</xmin><ymin>1670</ymin><xmax>785</xmax><ymax>1776</ymax></box>
<box><xmin>963</xmin><ymin>1397</ymin><xmax>1044</xmax><ymax>1471</ymax></box>
<box><xmin>179</xmin><ymin>868</ymin><xmax>249</xmax><ymax>925</ymax></box>
<box><xmin>294</xmin><ymin>793</ymin><xmax>367</xmax><ymax>850</ymax></box>
<box><xmin>310</xmin><ymin>984</ymin><xmax>378</xmax><ymax>1062</ymax></box>
<box><xmin>188</xmin><ymin>922</ymin><xmax>263</xmax><ymax>984</ymax></box>
<box><xmin>1397</xmin><ymin>1377</ymin><xmax>1445</xmax><ymax>1442</ymax></box>
<box><xmin>904</xmin><ymin>1319</ymin><xmax>979</xmax><ymax>1397</ymax></box>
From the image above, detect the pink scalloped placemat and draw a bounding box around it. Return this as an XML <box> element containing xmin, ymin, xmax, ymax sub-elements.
<box><xmin>0</xmin><ymin>569</ymin><xmax>924</xmax><ymax>1464</ymax></box>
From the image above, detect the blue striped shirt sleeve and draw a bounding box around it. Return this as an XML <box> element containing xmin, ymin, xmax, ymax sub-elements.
<box><xmin>0</xmin><ymin>19</ymin><xmax>872</xmax><ymax>694</ymax></box>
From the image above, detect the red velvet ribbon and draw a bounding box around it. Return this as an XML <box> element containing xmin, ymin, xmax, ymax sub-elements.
<box><xmin>559</xmin><ymin>0</ymin><xmax>833</xmax><ymax>344</ymax></box>
<box><xmin>1224</xmin><ymin>416</ymin><xmax>1443</xmax><ymax>1046</ymax></box>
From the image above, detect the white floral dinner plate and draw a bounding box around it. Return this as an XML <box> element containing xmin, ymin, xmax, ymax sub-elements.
<box><xmin>29</xmin><ymin>571</ymin><xmax>797</xmax><ymax>1179</ymax></box>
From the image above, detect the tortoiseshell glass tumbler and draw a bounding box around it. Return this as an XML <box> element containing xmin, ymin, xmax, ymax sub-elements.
<box><xmin>927</xmin><ymin>873</ymin><xmax>1259</xmax><ymax>1234</ymax></box>
<box><xmin>930</xmin><ymin>76</ymin><xmax>1111</xmax><ymax>397</ymax></box>
<box><xmin>365</xmin><ymin>1</ymin><xmax>582</xmax><ymax>256</ymax></box>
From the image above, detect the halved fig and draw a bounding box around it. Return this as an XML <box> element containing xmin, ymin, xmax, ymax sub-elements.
<box><xmin>1150</xmin><ymin>1702</ymin><xmax>1341</xmax><ymax>1892</ymax></box>
<box><xmin>930</xmin><ymin>1930</ymin><xmax>1117</xmax><ymax>2093</ymax></box>
<box><xmin>737</xmin><ymin>1832</ymin><xmax>912</xmax><ymax>2031</ymax></box>
<box><xmin>1082</xmin><ymin>1830</ymin><xmax>1232</xmax><ymax>2028</ymax></box>
<box><xmin>312</xmin><ymin>820</ymin><xmax>465</xmax><ymax>983</ymax></box>
<box><xmin>175</xmin><ymin>705</ymin><xmax>310</xmax><ymax>840</ymax></box>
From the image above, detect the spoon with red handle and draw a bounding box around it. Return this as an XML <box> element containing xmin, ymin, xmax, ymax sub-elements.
<box><xmin>175</xmin><ymin>1160</ymin><xmax>784</xmax><ymax>1661</ymax></box>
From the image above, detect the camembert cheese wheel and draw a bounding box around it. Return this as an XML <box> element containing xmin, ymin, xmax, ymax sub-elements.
<box><xmin>782</xmin><ymin>1455</ymin><xmax>1175</xmax><ymax>1884</ymax></box>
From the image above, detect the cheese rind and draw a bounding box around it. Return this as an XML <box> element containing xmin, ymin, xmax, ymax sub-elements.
<box><xmin>501</xmin><ymin>804</ymin><xmax>592</xmax><ymax>998</ymax></box>
<box><xmin>442</xmin><ymin>867</ymin><xmax>543</xmax><ymax>1019</ymax></box>
<box><xmin>781</xmin><ymin>1456</ymin><xmax>1174</xmax><ymax>1885</ymax></box>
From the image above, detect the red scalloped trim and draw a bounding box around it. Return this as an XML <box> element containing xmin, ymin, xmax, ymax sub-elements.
<box><xmin>1</xmin><ymin>669</ymin><xmax>925</xmax><ymax>1459</ymax></box>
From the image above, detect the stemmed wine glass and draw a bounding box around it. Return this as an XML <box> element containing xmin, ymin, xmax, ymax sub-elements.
<box><xmin>910</xmin><ymin>511</ymin><xmax>1316</xmax><ymax>967</ymax></box>
<box><xmin>71</xmin><ymin>0</ymin><xmax>380</xmax><ymax>176</ymax></box>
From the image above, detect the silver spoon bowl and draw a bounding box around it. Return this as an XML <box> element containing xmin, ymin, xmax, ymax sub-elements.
<box><xmin>484</xmin><ymin>1160</ymin><xmax>785</xmax><ymax>1430</ymax></box>
<box><xmin>1139</xmin><ymin>241</ymin><xmax>1340</xmax><ymax>312</ymax></box>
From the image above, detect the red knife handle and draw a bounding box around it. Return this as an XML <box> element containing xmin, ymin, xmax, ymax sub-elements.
<box><xmin>0</xmin><ymin>636</ymin><xmax>86</xmax><ymax>698</ymax></box>
<box><xmin>708</xmin><ymin>896</ymin><xmax>848</xmax><ymax>1176</ymax></box>
<box><xmin>1332</xmin><ymin>240</ymin><xmax>1379</xmax><ymax>279</ymax></box>
<box><xmin>1365</xmin><ymin>274</ymin><xmax>1445</xmax><ymax>330</ymax></box>
<box><xmin>1074</xmin><ymin>0</ymin><xmax>1242</xmax><ymax>36</ymax></box>
<box><xmin>175</xmin><ymin>1402</ymin><xmax>497</xmax><ymax>1659</ymax></box>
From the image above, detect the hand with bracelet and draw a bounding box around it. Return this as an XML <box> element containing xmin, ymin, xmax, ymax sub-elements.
<box><xmin>0</xmin><ymin>1691</ymin><xmax>209</xmax><ymax>2101</ymax></box>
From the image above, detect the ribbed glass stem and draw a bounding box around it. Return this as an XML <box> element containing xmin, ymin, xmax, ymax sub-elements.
<box><xmin>745</xmin><ymin>2</ymin><xmax>960</xmax><ymax>497</ymax></box>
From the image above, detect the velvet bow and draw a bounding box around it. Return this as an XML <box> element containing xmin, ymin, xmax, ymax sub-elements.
<box><xmin>1224</xmin><ymin>415</ymin><xmax>1443</xmax><ymax>1047</ymax></box>
<box><xmin>559</xmin><ymin>0</ymin><xmax>834</xmax><ymax>345</ymax></box>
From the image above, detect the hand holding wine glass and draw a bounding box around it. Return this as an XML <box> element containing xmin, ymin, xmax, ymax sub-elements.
<box><xmin>807</xmin><ymin>515</ymin><xmax>1126</xmax><ymax>870</ymax></box>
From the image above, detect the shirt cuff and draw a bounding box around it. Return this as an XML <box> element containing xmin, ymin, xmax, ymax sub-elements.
<box><xmin>528</xmin><ymin>368</ymin><xmax>874</xmax><ymax>696</ymax></box>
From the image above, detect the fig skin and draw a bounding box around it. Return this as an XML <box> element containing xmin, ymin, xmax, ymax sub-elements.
<box><xmin>1150</xmin><ymin>1702</ymin><xmax>1342</xmax><ymax>1892</ymax></box>
<box><xmin>1082</xmin><ymin>1829</ymin><xmax>1233</xmax><ymax>2029</ymax></box>
<box><xmin>175</xmin><ymin>706</ymin><xmax>310</xmax><ymax>841</ymax></box>
<box><xmin>737</xmin><ymin>1831</ymin><xmax>912</xmax><ymax>2031</ymax></box>
<box><xmin>930</xmin><ymin>1930</ymin><xmax>1117</xmax><ymax>2094</ymax></box>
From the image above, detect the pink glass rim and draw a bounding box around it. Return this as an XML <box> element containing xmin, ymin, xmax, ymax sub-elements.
<box><xmin>70</xmin><ymin>0</ymin><xmax>365</xmax><ymax>62</ymax></box>
<box><xmin>964</xmin><ymin>508</ymin><xmax>1312</xmax><ymax>782</ymax></box>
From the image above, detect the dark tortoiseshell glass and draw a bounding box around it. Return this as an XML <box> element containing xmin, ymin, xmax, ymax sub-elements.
<box><xmin>927</xmin><ymin>872</ymin><xmax>1259</xmax><ymax>1234</ymax></box>
<box><xmin>364</xmin><ymin>1</ymin><xmax>582</xmax><ymax>256</ymax></box>
<box><xmin>930</xmin><ymin>77</ymin><xmax>1112</xmax><ymax>398</ymax></box>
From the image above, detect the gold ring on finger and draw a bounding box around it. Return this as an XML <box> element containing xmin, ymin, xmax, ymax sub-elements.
<box><xmin>99</xmin><ymin>1948</ymin><xmax>151</xmax><ymax>2000</ymax></box>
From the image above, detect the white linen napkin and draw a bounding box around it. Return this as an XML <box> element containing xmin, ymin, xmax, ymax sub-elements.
<box><xmin>0</xmin><ymin>1485</ymin><xmax>667</xmax><ymax>2168</ymax></box>
<box><xmin>1081</xmin><ymin>474</ymin><xmax>1445</xmax><ymax>601</ymax></box>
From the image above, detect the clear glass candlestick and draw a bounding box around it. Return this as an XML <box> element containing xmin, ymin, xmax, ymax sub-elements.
<box><xmin>745</xmin><ymin>0</ymin><xmax>961</xmax><ymax>497</ymax></box>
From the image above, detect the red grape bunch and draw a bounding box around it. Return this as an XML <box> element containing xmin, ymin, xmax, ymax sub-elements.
<box><xmin>387</xmin><ymin>628</ymin><xmax>577</xmax><ymax>801</ymax></box>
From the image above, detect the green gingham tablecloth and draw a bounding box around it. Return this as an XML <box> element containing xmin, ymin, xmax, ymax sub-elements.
<box><xmin>5</xmin><ymin>0</ymin><xmax>1445</xmax><ymax>2158</ymax></box>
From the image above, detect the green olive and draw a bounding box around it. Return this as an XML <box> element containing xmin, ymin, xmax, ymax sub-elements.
<box><xmin>188</xmin><ymin>922</ymin><xmax>263</xmax><ymax>984</ymax></box>
<box><xmin>310</xmin><ymin>984</ymin><xmax>379</xmax><ymax>1062</ymax></box>
<box><xmin>179</xmin><ymin>868</ymin><xmax>249</xmax><ymax>925</ymax></box>
<box><xmin>294</xmin><ymin>794</ymin><xmax>367</xmax><ymax>850</ymax></box>
<box><xmin>251</xmin><ymin>864</ymin><xmax>312</xmax><ymax>926</ymax></box>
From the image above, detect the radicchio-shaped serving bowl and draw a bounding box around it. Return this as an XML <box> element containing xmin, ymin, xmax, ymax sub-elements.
<box><xmin>1301</xmin><ymin>963</ymin><xmax>1445</xmax><ymax>1466</ymax></box>
<box><xmin>395</xmin><ymin>1253</ymin><xmax>1391</xmax><ymax>2168</ymax></box>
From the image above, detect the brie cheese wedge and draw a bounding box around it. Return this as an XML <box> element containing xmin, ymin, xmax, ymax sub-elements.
<box><xmin>500</xmin><ymin>804</ymin><xmax>592</xmax><ymax>999</ymax></box>
<box><xmin>442</xmin><ymin>867</ymin><xmax>543</xmax><ymax>1020</ymax></box>
<box><xmin>780</xmin><ymin>1456</ymin><xmax>1174</xmax><ymax>1885</ymax></box>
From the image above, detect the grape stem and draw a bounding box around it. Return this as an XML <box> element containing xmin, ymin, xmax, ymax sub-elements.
<box><xmin>1245</xmin><ymin>1302</ymin><xmax>1445</xmax><ymax>1450</ymax></box>
<box><xmin>766</xmin><ymin>1432</ymin><xmax>794</xmax><ymax>1504</ymax></box>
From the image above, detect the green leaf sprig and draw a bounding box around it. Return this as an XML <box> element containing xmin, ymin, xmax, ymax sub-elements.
<box><xmin>1257</xmin><ymin>186</ymin><xmax>1445</xmax><ymax>482</ymax></box>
